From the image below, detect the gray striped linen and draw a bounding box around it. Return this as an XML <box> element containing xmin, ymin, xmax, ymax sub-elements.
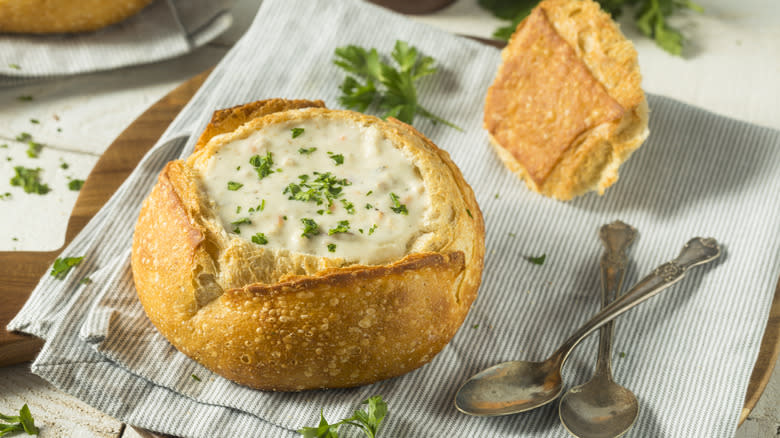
<box><xmin>0</xmin><ymin>0</ymin><xmax>232</xmax><ymax>87</ymax></box>
<box><xmin>8</xmin><ymin>0</ymin><xmax>780</xmax><ymax>436</ymax></box>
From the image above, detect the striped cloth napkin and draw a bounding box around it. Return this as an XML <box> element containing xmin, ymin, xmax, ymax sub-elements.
<box><xmin>9</xmin><ymin>0</ymin><xmax>780</xmax><ymax>436</ymax></box>
<box><xmin>0</xmin><ymin>0</ymin><xmax>232</xmax><ymax>87</ymax></box>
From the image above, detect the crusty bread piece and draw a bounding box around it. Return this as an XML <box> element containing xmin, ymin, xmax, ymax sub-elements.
<box><xmin>484</xmin><ymin>0</ymin><xmax>649</xmax><ymax>200</ymax></box>
<box><xmin>0</xmin><ymin>0</ymin><xmax>154</xmax><ymax>34</ymax></box>
<box><xmin>131</xmin><ymin>99</ymin><xmax>485</xmax><ymax>391</ymax></box>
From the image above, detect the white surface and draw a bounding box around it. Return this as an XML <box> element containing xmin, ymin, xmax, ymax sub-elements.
<box><xmin>0</xmin><ymin>0</ymin><xmax>777</xmax><ymax>436</ymax></box>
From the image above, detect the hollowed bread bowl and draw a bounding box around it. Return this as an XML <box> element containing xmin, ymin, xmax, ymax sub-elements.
<box><xmin>131</xmin><ymin>99</ymin><xmax>485</xmax><ymax>391</ymax></box>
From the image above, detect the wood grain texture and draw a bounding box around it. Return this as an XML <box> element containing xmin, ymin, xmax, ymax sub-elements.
<box><xmin>0</xmin><ymin>59</ymin><xmax>777</xmax><ymax>430</ymax></box>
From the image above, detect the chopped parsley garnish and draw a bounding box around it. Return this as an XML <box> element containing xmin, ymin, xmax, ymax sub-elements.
<box><xmin>0</xmin><ymin>144</ymin><xmax>6</xmax><ymax>148</ymax></box>
<box><xmin>231</xmin><ymin>217</ymin><xmax>251</xmax><ymax>234</ymax></box>
<box><xmin>301</xmin><ymin>218</ymin><xmax>320</xmax><ymax>238</ymax></box>
<box><xmin>298</xmin><ymin>395</ymin><xmax>387</xmax><ymax>438</ymax></box>
<box><xmin>341</xmin><ymin>199</ymin><xmax>355</xmax><ymax>214</ymax></box>
<box><xmin>0</xmin><ymin>404</ymin><xmax>38</xmax><ymax>436</ymax></box>
<box><xmin>389</xmin><ymin>193</ymin><xmax>408</xmax><ymax>215</ymax></box>
<box><xmin>365</xmin><ymin>203</ymin><xmax>373</xmax><ymax>210</ymax></box>
<box><xmin>191</xmin><ymin>374</ymin><xmax>202</xmax><ymax>382</ymax></box>
<box><xmin>291</xmin><ymin>127</ymin><xmax>305</xmax><ymax>138</ymax></box>
<box><xmin>328</xmin><ymin>152</ymin><xmax>344</xmax><ymax>165</ymax></box>
<box><xmin>51</xmin><ymin>256</ymin><xmax>84</xmax><ymax>279</ymax></box>
<box><xmin>251</xmin><ymin>232</ymin><xmax>268</xmax><ymax>245</ymax></box>
<box><xmin>60</xmin><ymin>162</ymin><xmax>69</xmax><ymax>169</ymax></box>
<box><xmin>284</xmin><ymin>172</ymin><xmax>351</xmax><ymax>207</ymax></box>
<box><xmin>0</xmin><ymin>192</ymin><xmax>10</xmax><ymax>200</ymax></box>
<box><xmin>236</xmin><ymin>206</ymin><xmax>242</xmax><ymax>214</ymax></box>
<box><xmin>249</xmin><ymin>152</ymin><xmax>274</xmax><ymax>180</ymax></box>
<box><xmin>508</xmin><ymin>232</ymin><xmax>516</xmax><ymax>238</ymax></box>
<box><xmin>525</xmin><ymin>254</ymin><xmax>546</xmax><ymax>265</ymax></box>
<box><xmin>9</xmin><ymin>63</ymin><xmax>21</xmax><ymax>70</ymax></box>
<box><xmin>366</xmin><ymin>190</ymin><xmax>373</xmax><ymax>196</ymax></box>
<box><xmin>30</xmin><ymin>118</ymin><xmax>39</xmax><ymax>124</ymax></box>
<box><xmin>328</xmin><ymin>220</ymin><xmax>350</xmax><ymax>235</ymax></box>
<box><xmin>298</xmin><ymin>147</ymin><xmax>317</xmax><ymax>155</ymax></box>
<box><xmin>368</xmin><ymin>224</ymin><xmax>378</xmax><ymax>235</ymax></box>
<box><xmin>619</xmin><ymin>352</ymin><xmax>627</xmax><ymax>358</ymax></box>
<box><xmin>10</xmin><ymin>166</ymin><xmax>50</xmax><ymax>194</ymax></box>
<box><xmin>327</xmin><ymin>243</ymin><xmax>337</xmax><ymax>253</ymax></box>
<box><xmin>494</xmin><ymin>193</ymin><xmax>499</xmax><ymax>199</ymax></box>
<box><xmin>68</xmin><ymin>179</ymin><xmax>84</xmax><ymax>191</ymax></box>
<box><xmin>227</xmin><ymin>181</ymin><xmax>243</xmax><ymax>191</ymax></box>
<box><xmin>317</xmin><ymin>209</ymin><xmax>325</xmax><ymax>215</ymax></box>
<box><xmin>26</xmin><ymin>141</ymin><xmax>42</xmax><ymax>158</ymax></box>
<box><xmin>15</xmin><ymin>133</ymin><xmax>32</xmax><ymax>142</ymax></box>
<box><xmin>79</xmin><ymin>277</ymin><xmax>92</xmax><ymax>285</ymax></box>
<box><xmin>17</xmin><ymin>95</ymin><xmax>33</xmax><ymax>101</ymax></box>
<box><xmin>472</xmin><ymin>324</ymin><xmax>479</xmax><ymax>329</ymax></box>
<box><xmin>248</xmin><ymin>200</ymin><xmax>266</xmax><ymax>213</ymax></box>
<box><xmin>466</xmin><ymin>208</ymin><xmax>473</xmax><ymax>218</ymax></box>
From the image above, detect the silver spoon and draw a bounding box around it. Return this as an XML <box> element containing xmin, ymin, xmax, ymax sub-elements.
<box><xmin>559</xmin><ymin>221</ymin><xmax>639</xmax><ymax>438</ymax></box>
<box><xmin>455</xmin><ymin>237</ymin><xmax>721</xmax><ymax>416</ymax></box>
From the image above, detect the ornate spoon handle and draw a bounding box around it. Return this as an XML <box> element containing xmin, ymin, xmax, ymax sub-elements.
<box><xmin>552</xmin><ymin>237</ymin><xmax>721</xmax><ymax>365</ymax></box>
<box><xmin>594</xmin><ymin>221</ymin><xmax>637</xmax><ymax>379</ymax></box>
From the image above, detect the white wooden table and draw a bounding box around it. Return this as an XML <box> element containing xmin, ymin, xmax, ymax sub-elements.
<box><xmin>1</xmin><ymin>0</ymin><xmax>777</xmax><ymax>436</ymax></box>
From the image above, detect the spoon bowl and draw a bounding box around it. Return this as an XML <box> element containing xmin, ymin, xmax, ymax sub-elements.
<box><xmin>454</xmin><ymin>237</ymin><xmax>720</xmax><ymax>417</ymax></box>
<box><xmin>455</xmin><ymin>360</ymin><xmax>562</xmax><ymax>416</ymax></box>
<box><xmin>559</xmin><ymin>375</ymin><xmax>639</xmax><ymax>438</ymax></box>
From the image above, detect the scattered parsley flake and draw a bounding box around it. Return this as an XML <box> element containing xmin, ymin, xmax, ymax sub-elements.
<box><xmin>508</xmin><ymin>232</ymin><xmax>516</xmax><ymax>238</ymax></box>
<box><xmin>466</xmin><ymin>209</ymin><xmax>473</xmax><ymax>218</ymax></box>
<box><xmin>389</xmin><ymin>192</ymin><xmax>408</xmax><ymax>215</ymax></box>
<box><xmin>68</xmin><ymin>179</ymin><xmax>84</xmax><ymax>191</ymax></box>
<box><xmin>60</xmin><ymin>161</ymin><xmax>69</xmax><ymax>169</ymax></box>
<box><xmin>26</xmin><ymin>141</ymin><xmax>42</xmax><ymax>158</ymax></box>
<box><xmin>249</xmin><ymin>152</ymin><xmax>274</xmax><ymax>180</ymax></box>
<box><xmin>79</xmin><ymin>277</ymin><xmax>92</xmax><ymax>285</ymax></box>
<box><xmin>365</xmin><ymin>203</ymin><xmax>373</xmax><ymax>210</ymax></box>
<box><xmin>17</xmin><ymin>95</ymin><xmax>33</xmax><ymax>101</ymax></box>
<box><xmin>368</xmin><ymin>224</ymin><xmax>378</xmax><ymax>235</ymax></box>
<box><xmin>10</xmin><ymin>166</ymin><xmax>50</xmax><ymax>194</ymax></box>
<box><xmin>328</xmin><ymin>152</ymin><xmax>344</xmax><ymax>165</ymax></box>
<box><xmin>341</xmin><ymin>199</ymin><xmax>355</xmax><ymax>214</ymax></box>
<box><xmin>259</xmin><ymin>200</ymin><xmax>266</xmax><ymax>211</ymax></box>
<box><xmin>291</xmin><ymin>127</ymin><xmax>305</xmax><ymax>138</ymax></box>
<box><xmin>328</xmin><ymin>220</ymin><xmax>350</xmax><ymax>235</ymax></box>
<box><xmin>0</xmin><ymin>144</ymin><xmax>6</xmax><ymax>148</ymax></box>
<box><xmin>525</xmin><ymin>254</ymin><xmax>546</xmax><ymax>265</ymax></box>
<box><xmin>9</xmin><ymin>63</ymin><xmax>21</xmax><ymax>70</ymax></box>
<box><xmin>251</xmin><ymin>232</ymin><xmax>268</xmax><ymax>245</ymax></box>
<box><xmin>366</xmin><ymin>190</ymin><xmax>373</xmax><ymax>196</ymax></box>
<box><xmin>29</xmin><ymin>118</ymin><xmax>39</xmax><ymax>124</ymax></box>
<box><xmin>327</xmin><ymin>243</ymin><xmax>337</xmax><ymax>253</ymax></box>
<box><xmin>619</xmin><ymin>352</ymin><xmax>627</xmax><ymax>359</ymax></box>
<box><xmin>227</xmin><ymin>181</ymin><xmax>243</xmax><ymax>191</ymax></box>
<box><xmin>495</xmin><ymin>193</ymin><xmax>499</xmax><ymax>199</ymax></box>
<box><xmin>301</xmin><ymin>218</ymin><xmax>320</xmax><ymax>238</ymax></box>
<box><xmin>57</xmin><ymin>127</ymin><xmax>62</xmax><ymax>132</ymax></box>
<box><xmin>191</xmin><ymin>374</ymin><xmax>202</xmax><ymax>382</ymax></box>
<box><xmin>472</xmin><ymin>324</ymin><xmax>479</xmax><ymax>329</ymax></box>
<box><xmin>236</xmin><ymin>206</ymin><xmax>242</xmax><ymax>214</ymax></box>
<box><xmin>51</xmin><ymin>256</ymin><xmax>84</xmax><ymax>279</ymax></box>
<box><xmin>15</xmin><ymin>132</ymin><xmax>32</xmax><ymax>142</ymax></box>
<box><xmin>0</xmin><ymin>192</ymin><xmax>10</xmax><ymax>200</ymax></box>
<box><xmin>298</xmin><ymin>147</ymin><xmax>317</xmax><ymax>155</ymax></box>
<box><xmin>231</xmin><ymin>217</ymin><xmax>251</xmax><ymax>234</ymax></box>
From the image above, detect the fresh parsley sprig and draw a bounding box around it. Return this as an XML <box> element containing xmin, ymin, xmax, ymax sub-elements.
<box><xmin>298</xmin><ymin>396</ymin><xmax>388</xmax><ymax>438</ymax></box>
<box><xmin>0</xmin><ymin>404</ymin><xmax>39</xmax><ymax>436</ymax></box>
<box><xmin>334</xmin><ymin>41</ymin><xmax>462</xmax><ymax>131</ymax></box>
<box><xmin>51</xmin><ymin>256</ymin><xmax>84</xmax><ymax>279</ymax></box>
<box><xmin>479</xmin><ymin>0</ymin><xmax>701</xmax><ymax>56</ymax></box>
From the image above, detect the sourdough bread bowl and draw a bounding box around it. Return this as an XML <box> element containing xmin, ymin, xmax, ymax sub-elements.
<box><xmin>0</xmin><ymin>0</ymin><xmax>154</xmax><ymax>34</ymax></box>
<box><xmin>484</xmin><ymin>0</ymin><xmax>649</xmax><ymax>200</ymax></box>
<box><xmin>131</xmin><ymin>99</ymin><xmax>485</xmax><ymax>391</ymax></box>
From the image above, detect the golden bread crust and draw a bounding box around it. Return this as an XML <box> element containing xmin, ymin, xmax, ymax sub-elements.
<box><xmin>0</xmin><ymin>0</ymin><xmax>154</xmax><ymax>34</ymax></box>
<box><xmin>132</xmin><ymin>100</ymin><xmax>485</xmax><ymax>390</ymax></box>
<box><xmin>484</xmin><ymin>0</ymin><xmax>649</xmax><ymax>200</ymax></box>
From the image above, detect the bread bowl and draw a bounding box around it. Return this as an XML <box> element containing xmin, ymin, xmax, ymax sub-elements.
<box><xmin>131</xmin><ymin>99</ymin><xmax>485</xmax><ymax>391</ymax></box>
<box><xmin>484</xmin><ymin>0</ymin><xmax>649</xmax><ymax>200</ymax></box>
<box><xmin>0</xmin><ymin>0</ymin><xmax>154</xmax><ymax>34</ymax></box>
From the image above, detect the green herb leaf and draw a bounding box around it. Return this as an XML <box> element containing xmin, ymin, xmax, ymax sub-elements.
<box><xmin>301</xmin><ymin>218</ymin><xmax>320</xmax><ymax>238</ymax></box>
<box><xmin>191</xmin><ymin>374</ymin><xmax>202</xmax><ymax>382</ymax></box>
<box><xmin>333</xmin><ymin>41</ymin><xmax>462</xmax><ymax>131</ymax></box>
<box><xmin>249</xmin><ymin>152</ymin><xmax>274</xmax><ymax>180</ymax></box>
<box><xmin>15</xmin><ymin>133</ymin><xmax>32</xmax><ymax>142</ymax></box>
<box><xmin>227</xmin><ymin>181</ymin><xmax>243</xmax><ymax>191</ymax></box>
<box><xmin>51</xmin><ymin>256</ymin><xmax>84</xmax><ymax>279</ymax></box>
<box><xmin>327</xmin><ymin>243</ymin><xmax>337</xmax><ymax>253</ymax></box>
<box><xmin>10</xmin><ymin>166</ymin><xmax>50</xmax><ymax>195</ymax></box>
<box><xmin>18</xmin><ymin>405</ymin><xmax>37</xmax><ymax>435</ymax></box>
<box><xmin>299</xmin><ymin>147</ymin><xmax>317</xmax><ymax>155</ymax></box>
<box><xmin>17</xmin><ymin>96</ymin><xmax>33</xmax><ymax>102</ymax></box>
<box><xmin>328</xmin><ymin>152</ymin><xmax>344</xmax><ymax>165</ymax></box>
<box><xmin>80</xmin><ymin>277</ymin><xmax>92</xmax><ymax>285</ymax></box>
<box><xmin>525</xmin><ymin>254</ymin><xmax>546</xmax><ymax>265</ymax></box>
<box><xmin>68</xmin><ymin>179</ymin><xmax>84</xmax><ymax>191</ymax></box>
<box><xmin>466</xmin><ymin>209</ymin><xmax>473</xmax><ymax>218</ymax></box>
<box><xmin>298</xmin><ymin>411</ymin><xmax>340</xmax><ymax>438</ymax></box>
<box><xmin>291</xmin><ymin>127</ymin><xmax>305</xmax><ymax>138</ymax></box>
<box><xmin>328</xmin><ymin>220</ymin><xmax>350</xmax><ymax>235</ymax></box>
<box><xmin>389</xmin><ymin>193</ymin><xmax>408</xmax><ymax>215</ymax></box>
<box><xmin>251</xmin><ymin>232</ymin><xmax>269</xmax><ymax>245</ymax></box>
<box><xmin>29</xmin><ymin>119</ymin><xmax>39</xmax><ymax>125</ymax></box>
<box><xmin>25</xmin><ymin>141</ymin><xmax>42</xmax><ymax>158</ymax></box>
<box><xmin>0</xmin><ymin>404</ymin><xmax>38</xmax><ymax>437</ymax></box>
<box><xmin>0</xmin><ymin>192</ymin><xmax>11</xmax><ymax>200</ymax></box>
<box><xmin>231</xmin><ymin>217</ymin><xmax>251</xmax><ymax>234</ymax></box>
<box><xmin>298</xmin><ymin>396</ymin><xmax>387</xmax><ymax>438</ymax></box>
<box><xmin>8</xmin><ymin>63</ymin><xmax>21</xmax><ymax>70</ymax></box>
<box><xmin>60</xmin><ymin>162</ymin><xmax>69</xmax><ymax>169</ymax></box>
<box><xmin>368</xmin><ymin>224</ymin><xmax>378</xmax><ymax>235</ymax></box>
<box><xmin>341</xmin><ymin>199</ymin><xmax>355</xmax><ymax>214</ymax></box>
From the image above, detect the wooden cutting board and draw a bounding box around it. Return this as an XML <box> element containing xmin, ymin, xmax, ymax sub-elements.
<box><xmin>0</xmin><ymin>66</ymin><xmax>777</xmax><ymax>426</ymax></box>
